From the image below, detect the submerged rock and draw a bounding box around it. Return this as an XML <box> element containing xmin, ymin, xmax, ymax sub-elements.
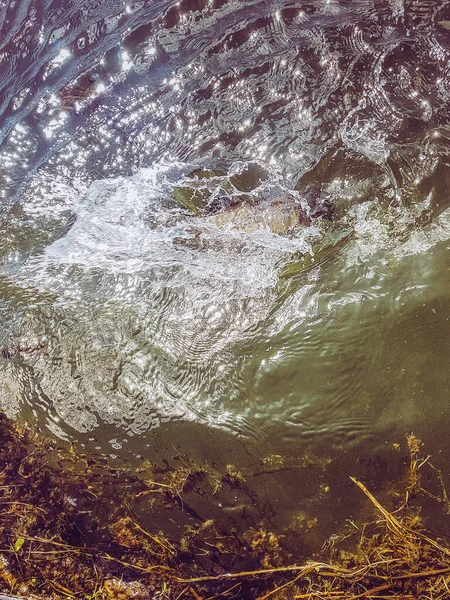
<box><xmin>172</xmin><ymin>169</ymin><xmax>226</xmax><ymax>214</ymax></box>
<box><xmin>203</xmin><ymin>189</ymin><xmax>311</xmax><ymax>236</ymax></box>
<box><xmin>172</xmin><ymin>168</ymin><xmax>316</xmax><ymax>240</ymax></box>
<box><xmin>172</xmin><ymin>164</ymin><xmax>269</xmax><ymax>215</ymax></box>
<box><xmin>173</xmin><ymin>176</ymin><xmax>311</xmax><ymax>237</ymax></box>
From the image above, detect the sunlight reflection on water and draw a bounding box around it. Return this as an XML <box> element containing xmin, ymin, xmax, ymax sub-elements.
<box><xmin>0</xmin><ymin>0</ymin><xmax>449</xmax><ymax>460</ymax></box>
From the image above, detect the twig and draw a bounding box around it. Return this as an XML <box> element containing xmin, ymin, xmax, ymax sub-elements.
<box><xmin>426</xmin><ymin>463</ymin><xmax>450</xmax><ymax>509</ymax></box>
<box><xmin>174</xmin><ymin>586</ymin><xmax>190</xmax><ymax>600</ymax></box>
<box><xmin>100</xmin><ymin>552</ymin><xmax>175</xmax><ymax>574</ymax></box>
<box><xmin>348</xmin><ymin>583</ymin><xmax>393</xmax><ymax>598</ymax></box>
<box><xmin>350</xmin><ymin>477</ymin><xmax>450</xmax><ymax>558</ymax></box>
<box><xmin>349</xmin><ymin>478</ymin><xmax>404</xmax><ymax>535</ymax></box>
<box><xmin>48</xmin><ymin>579</ymin><xmax>76</xmax><ymax>598</ymax></box>
<box><xmin>0</xmin><ymin>502</ymin><xmax>45</xmax><ymax>511</ymax></box>
<box><xmin>257</xmin><ymin>568</ymin><xmax>315</xmax><ymax>600</ymax></box>
<box><xmin>189</xmin><ymin>587</ymin><xmax>203</xmax><ymax>600</ymax></box>
<box><xmin>129</xmin><ymin>519</ymin><xmax>176</xmax><ymax>555</ymax></box>
<box><xmin>294</xmin><ymin>593</ymin><xmax>346</xmax><ymax>598</ymax></box>
<box><xmin>204</xmin><ymin>582</ymin><xmax>242</xmax><ymax>599</ymax></box>
<box><xmin>175</xmin><ymin>562</ymin><xmax>372</xmax><ymax>584</ymax></box>
<box><xmin>175</xmin><ymin>563</ymin><xmax>323</xmax><ymax>583</ymax></box>
<box><xmin>392</xmin><ymin>567</ymin><xmax>450</xmax><ymax>581</ymax></box>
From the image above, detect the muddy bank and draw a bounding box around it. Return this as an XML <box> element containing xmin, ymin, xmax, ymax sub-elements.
<box><xmin>1</xmin><ymin>413</ymin><xmax>450</xmax><ymax>599</ymax></box>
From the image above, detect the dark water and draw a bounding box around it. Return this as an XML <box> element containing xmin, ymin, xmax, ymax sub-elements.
<box><xmin>1</xmin><ymin>0</ymin><xmax>450</xmax><ymax>545</ymax></box>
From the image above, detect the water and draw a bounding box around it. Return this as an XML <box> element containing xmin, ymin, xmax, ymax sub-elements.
<box><xmin>1</xmin><ymin>0</ymin><xmax>450</xmax><ymax>542</ymax></box>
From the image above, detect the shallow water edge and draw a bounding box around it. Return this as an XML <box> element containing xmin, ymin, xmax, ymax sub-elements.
<box><xmin>2</xmin><ymin>413</ymin><xmax>450</xmax><ymax>599</ymax></box>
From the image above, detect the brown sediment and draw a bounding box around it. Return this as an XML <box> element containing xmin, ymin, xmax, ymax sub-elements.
<box><xmin>0</xmin><ymin>416</ymin><xmax>450</xmax><ymax>599</ymax></box>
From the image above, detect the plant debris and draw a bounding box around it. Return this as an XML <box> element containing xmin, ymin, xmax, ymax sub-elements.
<box><xmin>1</xmin><ymin>414</ymin><xmax>450</xmax><ymax>599</ymax></box>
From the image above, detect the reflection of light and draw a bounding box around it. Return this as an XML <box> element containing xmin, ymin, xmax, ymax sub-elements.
<box><xmin>169</xmin><ymin>77</ymin><xmax>181</xmax><ymax>91</ymax></box>
<box><xmin>49</xmin><ymin>93</ymin><xmax>59</xmax><ymax>106</ymax></box>
<box><xmin>269</xmin><ymin>349</ymin><xmax>286</xmax><ymax>364</ymax></box>
<box><xmin>121</xmin><ymin>49</ymin><xmax>133</xmax><ymax>71</ymax></box>
<box><xmin>43</xmin><ymin>112</ymin><xmax>69</xmax><ymax>138</ymax></box>
<box><xmin>56</xmin><ymin>48</ymin><xmax>71</xmax><ymax>63</ymax></box>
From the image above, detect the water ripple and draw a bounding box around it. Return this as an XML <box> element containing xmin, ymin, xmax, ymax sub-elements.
<box><xmin>1</xmin><ymin>0</ymin><xmax>450</xmax><ymax>451</ymax></box>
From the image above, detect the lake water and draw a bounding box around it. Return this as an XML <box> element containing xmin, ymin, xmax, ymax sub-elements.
<box><xmin>1</xmin><ymin>0</ymin><xmax>450</xmax><ymax>546</ymax></box>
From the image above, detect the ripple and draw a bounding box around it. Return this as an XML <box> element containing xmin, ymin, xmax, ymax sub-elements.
<box><xmin>1</xmin><ymin>0</ymin><xmax>450</xmax><ymax>453</ymax></box>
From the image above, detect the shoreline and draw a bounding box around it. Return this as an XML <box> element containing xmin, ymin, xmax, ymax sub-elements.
<box><xmin>1</xmin><ymin>413</ymin><xmax>450</xmax><ymax>599</ymax></box>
